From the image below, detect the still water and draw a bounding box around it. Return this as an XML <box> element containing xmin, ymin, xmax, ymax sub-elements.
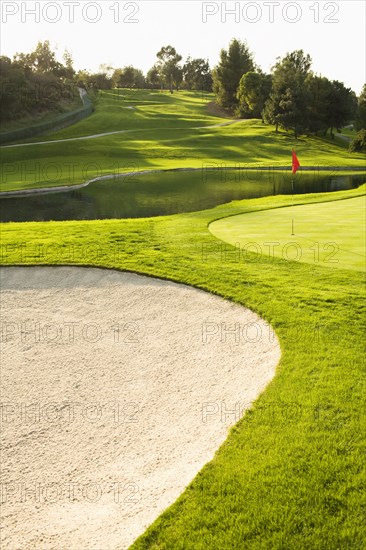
<box><xmin>1</xmin><ymin>170</ymin><xmax>364</xmax><ymax>223</ymax></box>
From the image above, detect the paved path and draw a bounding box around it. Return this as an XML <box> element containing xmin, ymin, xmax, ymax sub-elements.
<box><xmin>335</xmin><ymin>133</ymin><xmax>352</xmax><ymax>143</ymax></box>
<box><xmin>0</xmin><ymin>120</ymin><xmax>240</xmax><ymax>149</ymax></box>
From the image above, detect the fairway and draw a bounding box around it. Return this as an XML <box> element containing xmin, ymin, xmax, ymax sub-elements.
<box><xmin>1</xmin><ymin>90</ymin><xmax>365</xmax><ymax>193</ymax></box>
<box><xmin>210</xmin><ymin>196</ymin><xmax>366</xmax><ymax>272</ymax></box>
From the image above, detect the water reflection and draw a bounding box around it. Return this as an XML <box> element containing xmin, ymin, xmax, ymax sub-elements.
<box><xmin>1</xmin><ymin>170</ymin><xmax>364</xmax><ymax>223</ymax></box>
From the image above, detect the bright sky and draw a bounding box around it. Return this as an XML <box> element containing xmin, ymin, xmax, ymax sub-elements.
<box><xmin>0</xmin><ymin>0</ymin><xmax>364</xmax><ymax>94</ymax></box>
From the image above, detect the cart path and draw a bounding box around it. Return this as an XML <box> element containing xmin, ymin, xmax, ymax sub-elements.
<box><xmin>0</xmin><ymin>120</ymin><xmax>240</xmax><ymax>149</ymax></box>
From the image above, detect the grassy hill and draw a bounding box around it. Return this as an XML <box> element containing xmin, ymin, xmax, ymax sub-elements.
<box><xmin>0</xmin><ymin>95</ymin><xmax>83</xmax><ymax>134</ymax></box>
<box><xmin>1</xmin><ymin>90</ymin><xmax>365</xmax><ymax>192</ymax></box>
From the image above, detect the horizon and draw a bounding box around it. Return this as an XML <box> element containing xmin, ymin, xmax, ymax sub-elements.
<box><xmin>0</xmin><ymin>1</ymin><xmax>365</xmax><ymax>95</ymax></box>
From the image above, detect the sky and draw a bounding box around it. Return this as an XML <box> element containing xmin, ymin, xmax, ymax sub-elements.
<box><xmin>1</xmin><ymin>0</ymin><xmax>365</xmax><ymax>95</ymax></box>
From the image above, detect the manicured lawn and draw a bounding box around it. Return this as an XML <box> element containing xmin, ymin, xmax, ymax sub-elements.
<box><xmin>1</xmin><ymin>184</ymin><xmax>365</xmax><ymax>549</ymax></box>
<box><xmin>210</xmin><ymin>195</ymin><xmax>366</xmax><ymax>272</ymax></box>
<box><xmin>1</xmin><ymin>90</ymin><xmax>365</xmax><ymax>192</ymax></box>
<box><xmin>339</xmin><ymin>127</ymin><xmax>357</xmax><ymax>138</ymax></box>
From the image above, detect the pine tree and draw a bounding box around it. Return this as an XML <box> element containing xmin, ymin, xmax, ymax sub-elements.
<box><xmin>212</xmin><ymin>39</ymin><xmax>255</xmax><ymax>112</ymax></box>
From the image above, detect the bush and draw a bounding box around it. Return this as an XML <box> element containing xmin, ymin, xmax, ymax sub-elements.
<box><xmin>349</xmin><ymin>129</ymin><xmax>366</xmax><ymax>153</ymax></box>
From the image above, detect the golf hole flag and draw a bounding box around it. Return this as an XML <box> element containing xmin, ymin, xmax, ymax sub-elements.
<box><xmin>292</xmin><ymin>149</ymin><xmax>300</xmax><ymax>174</ymax></box>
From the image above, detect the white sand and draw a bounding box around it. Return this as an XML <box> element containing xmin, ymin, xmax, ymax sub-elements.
<box><xmin>0</xmin><ymin>267</ymin><xmax>280</xmax><ymax>549</ymax></box>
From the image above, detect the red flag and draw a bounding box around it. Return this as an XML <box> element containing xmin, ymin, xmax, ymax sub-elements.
<box><xmin>292</xmin><ymin>149</ymin><xmax>300</xmax><ymax>174</ymax></box>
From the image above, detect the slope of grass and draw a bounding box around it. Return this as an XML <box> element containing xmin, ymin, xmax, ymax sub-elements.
<box><xmin>1</xmin><ymin>90</ymin><xmax>365</xmax><ymax>192</ymax></box>
<box><xmin>210</xmin><ymin>195</ymin><xmax>366</xmax><ymax>272</ymax></box>
<box><xmin>4</xmin><ymin>90</ymin><xmax>220</xmax><ymax>143</ymax></box>
<box><xmin>1</xmin><ymin>184</ymin><xmax>365</xmax><ymax>549</ymax></box>
<box><xmin>0</xmin><ymin>95</ymin><xmax>83</xmax><ymax>134</ymax></box>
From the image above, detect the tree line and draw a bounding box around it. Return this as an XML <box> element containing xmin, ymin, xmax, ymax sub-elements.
<box><xmin>0</xmin><ymin>41</ymin><xmax>76</xmax><ymax>123</ymax></box>
<box><xmin>0</xmin><ymin>41</ymin><xmax>212</xmax><ymax>124</ymax></box>
<box><xmin>213</xmin><ymin>38</ymin><xmax>365</xmax><ymax>151</ymax></box>
<box><xmin>1</xmin><ymin>39</ymin><xmax>365</xmax><ymax>151</ymax></box>
<box><xmin>76</xmin><ymin>46</ymin><xmax>212</xmax><ymax>94</ymax></box>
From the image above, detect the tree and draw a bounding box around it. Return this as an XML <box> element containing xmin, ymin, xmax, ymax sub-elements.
<box><xmin>355</xmin><ymin>84</ymin><xmax>366</xmax><ymax>130</ymax></box>
<box><xmin>112</xmin><ymin>66</ymin><xmax>145</xmax><ymax>89</ymax></box>
<box><xmin>212</xmin><ymin>39</ymin><xmax>255</xmax><ymax>111</ymax></box>
<box><xmin>111</xmin><ymin>68</ymin><xmax>123</xmax><ymax>88</ymax></box>
<box><xmin>170</xmin><ymin>63</ymin><xmax>183</xmax><ymax>91</ymax></box>
<box><xmin>146</xmin><ymin>65</ymin><xmax>161</xmax><ymax>89</ymax></box>
<box><xmin>237</xmin><ymin>71</ymin><xmax>271</xmax><ymax>120</ymax></box>
<box><xmin>156</xmin><ymin>46</ymin><xmax>182</xmax><ymax>92</ymax></box>
<box><xmin>264</xmin><ymin>50</ymin><xmax>312</xmax><ymax>137</ymax></box>
<box><xmin>133</xmin><ymin>69</ymin><xmax>145</xmax><ymax>89</ymax></box>
<box><xmin>0</xmin><ymin>56</ymin><xmax>27</xmax><ymax>120</ymax></box>
<box><xmin>99</xmin><ymin>63</ymin><xmax>114</xmax><ymax>78</ymax></box>
<box><xmin>87</xmin><ymin>72</ymin><xmax>112</xmax><ymax>90</ymax></box>
<box><xmin>26</xmin><ymin>41</ymin><xmax>61</xmax><ymax>74</ymax></box>
<box><xmin>76</xmin><ymin>69</ymin><xmax>90</xmax><ymax>89</ymax></box>
<box><xmin>305</xmin><ymin>74</ymin><xmax>333</xmax><ymax>135</ymax></box>
<box><xmin>324</xmin><ymin>80</ymin><xmax>357</xmax><ymax>138</ymax></box>
<box><xmin>62</xmin><ymin>49</ymin><xmax>75</xmax><ymax>80</ymax></box>
<box><xmin>0</xmin><ymin>43</ymin><xmax>80</xmax><ymax>123</ymax></box>
<box><xmin>349</xmin><ymin>129</ymin><xmax>366</xmax><ymax>153</ymax></box>
<box><xmin>120</xmin><ymin>66</ymin><xmax>135</xmax><ymax>87</ymax></box>
<box><xmin>183</xmin><ymin>57</ymin><xmax>212</xmax><ymax>91</ymax></box>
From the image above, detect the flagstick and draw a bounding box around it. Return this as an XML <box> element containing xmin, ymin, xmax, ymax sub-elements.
<box><xmin>291</xmin><ymin>150</ymin><xmax>300</xmax><ymax>236</ymax></box>
<box><xmin>291</xmin><ymin>177</ymin><xmax>295</xmax><ymax>236</ymax></box>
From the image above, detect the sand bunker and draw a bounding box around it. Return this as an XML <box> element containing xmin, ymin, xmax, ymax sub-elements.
<box><xmin>0</xmin><ymin>266</ymin><xmax>280</xmax><ymax>549</ymax></box>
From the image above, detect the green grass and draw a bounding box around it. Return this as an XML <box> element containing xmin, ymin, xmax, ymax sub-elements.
<box><xmin>210</xmin><ymin>195</ymin><xmax>366</xmax><ymax>272</ymax></box>
<box><xmin>339</xmin><ymin>127</ymin><xmax>357</xmax><ymax>138</ymax></box>
<box><xmin>1</xmin><ymin>90</ymin><xmax>365</xmax><ymax>192</ymax></box>
<box><xmin>1</xmin><ymin>184</ymin><xmax>365</xmax><ymax>549</ymax></box>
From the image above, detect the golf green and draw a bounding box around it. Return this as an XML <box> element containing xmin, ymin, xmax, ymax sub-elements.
<box><xmin>209</xmin><ymin>196</ymin><xmax>366</xmax><ymax>272</ymax></box>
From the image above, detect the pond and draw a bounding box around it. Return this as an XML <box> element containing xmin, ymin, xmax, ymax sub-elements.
<box><xmin>0</xmin><ymin>169</ymin><xmax>365</xmax><ymax>223</ymax></box>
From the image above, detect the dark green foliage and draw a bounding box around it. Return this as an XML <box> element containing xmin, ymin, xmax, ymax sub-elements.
<box><xmin>146</xmin><ymin>65</ymin><xmax>161</xmax><ymax>89</ymax></box>
<box><xmin>80</xmin><ymin>72</ymin><xmax>112</xmax><ymax>91</ymax></box>
<box><xmin>0</xmin><ymin>41</ymin><xmax>78</xmax><ymax>124</ymax></box>
<box><xmin>112</xmin><ymin>66</ymin><xmax>145</xmax><ymax>89</ymax></box>
<box><xmin>355</xmin><ymin>84</ymin><xmax>366</xmax><ymax>130</ymax></box>
<box><xmin>262</xmin><ymin>51</ymin><xmax>357</xmax><ymax>139</ymax></box>
<box><xmin>0</xmin><ymin>99</ymin><xmax>93</xmax><ymax>145</ymax></box>
<box><xmin>156</xmin><ymin>46</ymin><xmax>183</xmax><ymax>92</ymax></box>
<box><xmin>324</xmin><ymin>80</ymin><xmax>357</xmax><ymax>138</ymax></box>
<box><xmin>263</xmin><ymin>50</ymin><xmax>312</xmax><ymax>137</ymax></box>
<box><xmin>349</xmin><ymin>129</ymin><xmax>366</xmax><ymax>153</ymax></box>
<box><xmin>183</xmin><ymin>57</ymin><xmax>212</xmax><ymax>91</ymax></box>
<box><xmin>237</xmin><ymin>71</ymin><xmax>271</xmax><ymax>120</ymax></box>
<box><xmin>305</xmin><ymin>74</ymin><xmax>333</xmax><ymax>135</ymax></box>
<box><xmin>212</xmin><ymin>39</ymin><xmax>255</xmax><ymax>111</ymax></box>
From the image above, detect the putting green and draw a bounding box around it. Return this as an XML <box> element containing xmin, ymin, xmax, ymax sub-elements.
<box><xmin>209</xmin><ymin>195</ymin><xmax>366</xmax><ymax>272</ymax></box>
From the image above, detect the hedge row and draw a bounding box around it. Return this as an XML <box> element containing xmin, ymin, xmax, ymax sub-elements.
<box><xmin>0</xmin><ymin>95</ymin><xmax>93</xmax><ymax>145</ymax></box>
